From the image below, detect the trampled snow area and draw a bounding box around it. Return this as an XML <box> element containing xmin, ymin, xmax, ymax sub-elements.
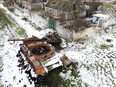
<box><xmin>61</xmin><ymin>28</ymin><xmax>116</xmax><ymax>87</ymax></box>
<box><xmin>0</xmin><ymin>4</ymin><xmax>116</xmax><ymax>87</ymax></box>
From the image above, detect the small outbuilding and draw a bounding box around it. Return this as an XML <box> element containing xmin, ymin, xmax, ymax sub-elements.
<box><xmin>92</xmin><ymin>14</ymin><xmax>115</xmax><ymax>28</ymax></box>
<box><xmin>21</xmin><ymin>0</ymin><xmax>44</xmax><ymax>10</ymax></box>
<box><xmin>45</xmin><ymin>0</ymin><xmax>85</xmax><ymax>21</ymax></box>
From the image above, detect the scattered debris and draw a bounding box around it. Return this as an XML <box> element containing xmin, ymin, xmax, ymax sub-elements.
<box><xmin>60</xmin><ymin>55</ymin><xmax>72</xmax><ymax>69</ymax></box>
<box><xmin>42</xmin><ymin>32</ymin><xmax>62</xmax><ymax>51</ymax></box>
<box><xmin>106</xmin><ymin>39</ymin><xmax>112</xmax><ymax>42</ymax></box>
<box><xmin>42</xmin><ymin>32</ymin><xmax>62</xmax><ymax>45</ymax></box>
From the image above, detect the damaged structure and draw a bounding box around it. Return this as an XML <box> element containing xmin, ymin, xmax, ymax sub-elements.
<box><xmin>91</xmin><ymin>2</ymin><xmax>116</xmax><ymax>28</ymax></box>
<box><xmin>51</xmin><ymin>21</ymin><xmax>96</xmax><ymax>42</ymax></box>
<box><xmin>44</xmin><ymin>0</ymin><xmax>85</xmax><ymax>22</ymax></box>
<box><xmin>44</xmin><ymin>1</ymin><xmax>106</xmax><ymax>41</ymax></box>
<box><xmin>21</xmin><ymin>0</ymin><xmax>45</xmax><ymax>10</ymax></box>
<box><xmin>6</xmin><ymin>0</ymin><xmax>115</xmax><ymax>42</ymax></box>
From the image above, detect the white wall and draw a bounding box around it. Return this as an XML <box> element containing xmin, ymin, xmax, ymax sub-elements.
<box><xmin>56</xmin><ymin>25</ymin><xmax>72</xmax><ymax>41</ymax></box>
<box><xmin>56</xmin><ymin>25</ymin><xmax>101</xmax><ymax>41</ymax></box>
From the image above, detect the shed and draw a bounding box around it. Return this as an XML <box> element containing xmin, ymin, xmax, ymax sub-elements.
<box><xmin>92</xmin><ymin>14</ymin><xmax>115</xmax><ymax>28</ymax></box>
<box><xmin>22</xmin><ymin>0</ymin><xmax>43</xmax><ymax>10</ymax></box>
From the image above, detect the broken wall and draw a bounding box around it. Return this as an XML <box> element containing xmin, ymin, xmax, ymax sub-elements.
<box><xmin>22</xmin><ymin>1</ymin><xmax>43</xmax><ymax>10</ymax></box>
<box><xmin>56</xmin><ymin>25</ymin><xmax>72</xmax><ymax>41</ymax></box>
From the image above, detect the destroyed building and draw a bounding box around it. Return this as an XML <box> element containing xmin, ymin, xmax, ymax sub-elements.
<box><xmin>18</xmin><ymin>0</ymin><xmax>44</xmax><ymax>10</ymax></box>
<box><xmin>44</xmin><ymin>0</ymin><xmax>85</xmax><ymax>21</ymax></box>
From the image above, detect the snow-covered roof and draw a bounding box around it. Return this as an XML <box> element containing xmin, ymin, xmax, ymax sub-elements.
<box><xmin>93</xmin><ymin>14</ymin><xmax>110</xmax><ymax>18</ymax></box>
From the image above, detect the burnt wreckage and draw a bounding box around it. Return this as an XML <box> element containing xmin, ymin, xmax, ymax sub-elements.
<box><xmin>8</xmin><ymin>33</ymin><xmax>72</xmax><ymax>76</ymax></box>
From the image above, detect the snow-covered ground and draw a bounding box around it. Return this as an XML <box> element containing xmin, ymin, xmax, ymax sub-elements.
<box><xmin>60</xmin><ymin>26</ymin><xmax>116</xmax><ymax>87</ymax></box>
<box><xmin>0</xmin><ymin>4</ymin><xmax>116</xmax><ymax>87</ymax></box>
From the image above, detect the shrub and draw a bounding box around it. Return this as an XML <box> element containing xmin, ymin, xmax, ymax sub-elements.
<box><xmin>0</xmin><ymin>85</ymin><xmax>4</xmax><ymax>87</ymax></box>
<box><xmin>16</xmin><ymin>27</ymin><xmax>25</xmax><ymax>35</ymax></box>
<box><xmin>103</xmin><ymin>3</ymin><xmax>113</xmax><ymax>8</ymax></box>
<box><xmin>100</xmin><ymin>44</ymin><xmax>113</xmax><ymax>49</ymax></box>
<box><xmin>0</xmin><ymin>8</ymin><xmax>15</xmax><ymax>30</ymax></box>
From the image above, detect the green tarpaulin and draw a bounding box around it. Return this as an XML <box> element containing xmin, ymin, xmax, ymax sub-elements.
<box><xmin>48</xmin><ymin>20</ymin><xmax>56</xmax><ymax>30</ymax></box>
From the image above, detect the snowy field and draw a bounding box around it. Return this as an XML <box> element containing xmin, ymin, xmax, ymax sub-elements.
<box><xmin>0</xmin><ymin>4</ymin><xmax>116</xmax><ymax>87</ymax></box>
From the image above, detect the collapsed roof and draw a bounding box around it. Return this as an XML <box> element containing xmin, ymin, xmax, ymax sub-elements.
<box><xmin>45</xmin><ymin>0</ymin><xmax>84</xmax><ymax>12</ymax></box>
<box><xmin>84</xmin><ymin>2</ymin><xmax>102</xmax><ymax>11</ymax></box>
<box><xmin>64</xmin><ymin>19</ymin><xmax>91</xmax><ymax>32</ymax></box>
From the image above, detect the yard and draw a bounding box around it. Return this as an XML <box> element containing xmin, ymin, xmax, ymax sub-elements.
<box><xmin>0</xmin><ymin>3</ymin><xmax>116</xmax><ymax>87</ymax></box>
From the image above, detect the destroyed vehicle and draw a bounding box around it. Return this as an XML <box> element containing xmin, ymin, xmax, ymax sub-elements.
<box><xmin>8</xmin><ymin>36</ymin><xmax>72</xmax><ymax>76</ymax></box>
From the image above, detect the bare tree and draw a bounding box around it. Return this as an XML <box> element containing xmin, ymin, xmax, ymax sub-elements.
<box><xmin>0</xmin><ymin>8</ymin><xmax>15</xmax><ymax>30</ymax></box>
<box><xmin>0</xmin><ymin>8</ymin><xmax>15</xmax><ymax>37</ymax></box>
